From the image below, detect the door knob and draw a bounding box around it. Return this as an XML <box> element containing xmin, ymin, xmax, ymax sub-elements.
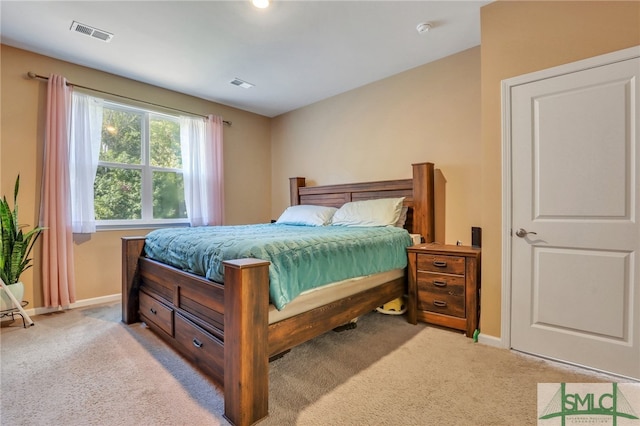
<box><xmin>515</xmin><ymin>228</ymin><xmax>537</xmax><ymax>238</ymax></box>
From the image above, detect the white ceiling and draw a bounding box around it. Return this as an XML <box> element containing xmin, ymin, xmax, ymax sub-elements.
<box><xmin>1</xmin><ymin>1</ymin><xmax>489</xmax><ymax>117</ymax></box>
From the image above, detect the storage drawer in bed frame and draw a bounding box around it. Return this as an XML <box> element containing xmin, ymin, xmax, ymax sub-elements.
<box><xmin>138</xmin><ymin>258</ymin><xmax>227</xmax><ymax>384</ymax></box>
<box><xmin>139</xmin><ymin>290</ymin><xmax>173</xmax><ymax>337</ymax></box>
<box><xmin>174</xmin><ymin>313</ymin><xmax>224</xmax><ymax>383</ymax></box>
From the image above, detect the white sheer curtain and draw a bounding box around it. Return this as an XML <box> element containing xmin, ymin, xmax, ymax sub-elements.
<box><xmin>69</xmin><ymin>93</ymin><xmax>103</xmax><ymax>233</ymax></box>
<box><xmin>180</xmin><ymin>114</ymin><xmax>224</xmax><ymax>226</ymax></box>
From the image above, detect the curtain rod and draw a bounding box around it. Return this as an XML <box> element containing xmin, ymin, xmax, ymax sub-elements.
<box><xmin>27</xmin><ymin>72</ymin><xmax>232</xmax><ymax>127</ymax></box>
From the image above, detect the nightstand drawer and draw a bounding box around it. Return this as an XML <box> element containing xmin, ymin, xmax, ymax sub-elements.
<box><xmin>417</xmin><ymin>272</ymin><xmax>465</xmax><ymax>297</ymax></box>
<box><xmin>417</xmin><ymin>254</ymin><xmax>465</xmax><ymax>275</ymax></box>
<box><xmin>140</xmin><ymin>290</ymin><xmax>173</xmax><ymax>337</ymax></box>
<box><xmin>417</xmin><ymin>291</ymin><xmax>465</xmax><ymax>318</ymax></box>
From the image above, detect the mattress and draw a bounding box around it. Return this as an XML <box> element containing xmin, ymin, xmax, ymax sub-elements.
<box><xmin>267</xmin><ymin>268</ymin><xmax>404</xmax><ymax>324</ymax></box>
<box><xmin>144</xmin><ymin>223</ymin><xmax>412</xmax><ymax>310</ymax></box>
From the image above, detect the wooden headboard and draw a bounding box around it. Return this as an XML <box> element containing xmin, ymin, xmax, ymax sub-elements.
<box><xmin>288</xmin><ymin>162</ymin><xmax>435</xmax><ymax>243</ymax></box>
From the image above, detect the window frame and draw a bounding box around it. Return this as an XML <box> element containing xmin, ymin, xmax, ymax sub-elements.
<box><xmin>95</xmin><ymin>101</ymin><xmax>189</xmax><ymax>230</ymax></box>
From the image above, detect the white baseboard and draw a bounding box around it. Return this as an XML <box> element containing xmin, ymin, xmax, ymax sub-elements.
<box><xmin>24</xmin><ymin>294</ymin><xmax>122</xmax><ymax>318</ymax></box>
<box><xmin>477</xmin><ymin>332</ymin><xmax>505</xmax><ymax>348</ymax></box>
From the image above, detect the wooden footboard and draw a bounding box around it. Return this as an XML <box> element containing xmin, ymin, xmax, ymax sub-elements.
<box><xmin>122</xmin><ymin>237</ymin><xmax>271</xmax><ymax>425</ymax></box>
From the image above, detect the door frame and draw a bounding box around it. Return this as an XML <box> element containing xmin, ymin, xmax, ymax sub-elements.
<box><xmin>500</xmin><ymin>45</ymin><xmax>640</xmax><ymax>350</ymax></box>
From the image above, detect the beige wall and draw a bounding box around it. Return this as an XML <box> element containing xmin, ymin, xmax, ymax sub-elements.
<box><xmin>0</xmin><ymin>45</ymin><xmax>272</xmax><ymax>309</ymax></box>
<box><xmin>480</xmin><ymin>1</ymin><xmax>640</xmax><ymax>337</ymax></box>
<box><xmin>272</xmin><ymin>47</ymin><xmax>482</xmax><ymax>246</ymax></box>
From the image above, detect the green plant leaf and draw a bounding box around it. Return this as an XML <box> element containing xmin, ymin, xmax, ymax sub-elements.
<box><xmin>0</xmin><ymin>175</ymin><xmax>44</xmax><ymax>284</ymax></box>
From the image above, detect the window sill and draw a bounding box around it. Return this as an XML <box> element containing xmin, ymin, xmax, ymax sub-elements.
<box><xmin>95</xmin><ymin>222</ymin><xmax>190</xmax><ymax>232</ymax></box>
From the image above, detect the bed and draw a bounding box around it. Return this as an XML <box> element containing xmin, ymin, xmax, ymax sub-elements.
<box><xmin>121</xmin><ymin>162</ymin><xmax>435</xmax><ymax>426</ymax></box>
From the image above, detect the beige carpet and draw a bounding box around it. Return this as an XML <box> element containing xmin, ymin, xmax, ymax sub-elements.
<box><xmin>0</xmin><ymin>302</ymin><xmax>622</xmax><ymax>425</ymax></box>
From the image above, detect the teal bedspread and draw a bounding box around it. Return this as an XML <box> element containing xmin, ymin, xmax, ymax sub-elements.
<box><xmin>144</xmin><ymin>224</ymin><xmax>412</xmax><ymax>310</ymax></box>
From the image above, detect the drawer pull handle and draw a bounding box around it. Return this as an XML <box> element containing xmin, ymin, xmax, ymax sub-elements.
<box><xmin>433</xmin><ymin>280</ymin><xmax>447</xmax><ymax>287</ymax></box>
<box><xmin>192</xmin><ymin>338</ymin><xmax>203</xmax><ymax>348</ymax></box>
<box><xmin>149</xmin><ymin>308</ymin><xmax>157</xmax><ymax>315</ymax></box>
<box><xmin>433</xmin><ymin>260</ymin><xmax>447</xmax><ymax>267</ymax></box>
<box><xmin>433</xmin><ymin>300</ymin><xmax>447</xmax><ymax>308</ymax></box>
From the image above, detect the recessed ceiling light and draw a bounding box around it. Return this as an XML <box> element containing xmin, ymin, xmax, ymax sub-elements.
<box><xmin>252</xmin><ymin>0</ymin><xmax>269</xmax><ymax>9</ymax></box>
<box><xmin>230</xmin><ymin>78</ymin><xmax>255</xmax><ymax>89</ymax></box>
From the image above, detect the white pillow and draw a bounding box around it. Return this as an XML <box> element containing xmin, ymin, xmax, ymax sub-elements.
<box><xmin>395</xmin><ymin>206</ymin><xmax>409</xmax><ymax>228</ymax></box>
<box><xmin>331</xmin><ymin>197</ymin><xmax>405</xmax><ymax>227</ymax></box>
<box><xmin>276</xmin><ymin>205</ymin><xmax>337</xmax><ymax>226</ymax></box>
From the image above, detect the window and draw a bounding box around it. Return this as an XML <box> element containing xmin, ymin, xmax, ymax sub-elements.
<box><xmin>95</xmin><ymin>102</ymin><xmax>188</xmax><ymax>227</ymax></box>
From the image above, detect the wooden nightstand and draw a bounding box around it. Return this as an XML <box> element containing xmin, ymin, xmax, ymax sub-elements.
<box><xmin>407</xmin><ymin>244</ymin><xmax>481</xmax><ymax>337</ymax></box>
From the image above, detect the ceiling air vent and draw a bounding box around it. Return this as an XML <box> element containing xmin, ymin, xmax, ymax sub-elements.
<box><xmin>230</xmin><ymin>78</ymin><xmax>254</xmax><ymax>89</ymax></box>
<box><xmin>70</xmin><ymin>21</ymin><xmax>113</xmax><ymax>43</ymax></box>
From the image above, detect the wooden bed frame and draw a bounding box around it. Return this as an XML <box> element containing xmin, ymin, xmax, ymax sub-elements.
<box><xmin>121</xmin><ymin>162</ymin><xmax>434</xmax><ymax>426</ymax></box>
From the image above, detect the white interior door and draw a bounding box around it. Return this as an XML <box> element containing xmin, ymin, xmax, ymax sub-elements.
<box><xmin>508</xmin><ymin>51</ymin><xmax>640</xmax><ymax>379</ymax></box>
